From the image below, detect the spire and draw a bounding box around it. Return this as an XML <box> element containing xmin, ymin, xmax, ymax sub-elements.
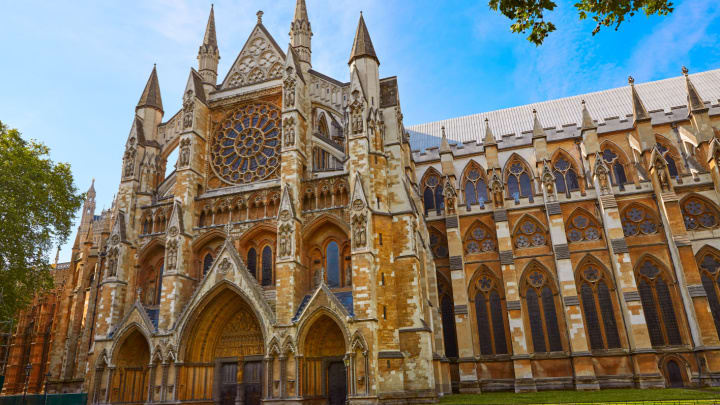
<box><xmin>628</xmin><ymin>76</ymin><xmax>649</xmax><ymax>123</ymax></box>
<box><xmin>532</xmin><ymin>109</ymin><xmax>546</xmax><ymax>138</ymax></box>
<box><xmin>581</xmin><ymin>100</ymin><xmax>596</xmax><ymax>130</ymax></box>
<box><xmin>349</xmin><ymin>13</ymin><xmax>379</xmax><ymax>65</ymax></box>
<box><xmin>439</xmin><ymin>126</ymin><xmax>451</xmax><ymax>154</ymax></box>
<box><xmin>683</xmin><ymin>66</ymin><xmax>707</xmax><ymax>112</ymax></box>
<box><xmin>483</xmin><ymin>118</ymin><xmax>496</xmax><ymax>146</ymax></box>
<box><xmin>136</xmin><ymin>65</ymin><xmax>163</xmax><ymax>113</ymax></box>
<box><xmin>87</xmin><ymin>178</ymin><xmax>96</xmax><ymax>199</ymax></box>
<box><xmin>290</xmin><ymin>0</ymin><xmax>312</xmax><ymax>66</ymax></box>
<box><xmin>201</xmin><ymin>4</ymin><xmax>217</xmax><ymax>50</ymax></box>
<box><xmin>198</xmin><ymin>5</ymin><xmax>220</xmax><ymax>85</ymax></box>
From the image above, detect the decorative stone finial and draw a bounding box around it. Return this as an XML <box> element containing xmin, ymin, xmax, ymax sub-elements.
<box><xmin>581</xmin><ymin>99</ymin><xmax>586</xmax><ymax>105</ymax></box>
<box><xmin>257</xmin><ymin>10</ymin><xmax>263</xmax><ymax>24</ymax></box>
<box><xmin>441</xmin><ymin>126</ymin><xmax>446</xmax><ymax>137</ymax></box>
<box><xmin>628</xmin><ymin>76</ymin><xmax>635</xmax><ymax>85</ymax></box>
<box><xmin>682</xmin><ymin>66</ymin><xmax>689</xmax><ymax>76</ymax></box>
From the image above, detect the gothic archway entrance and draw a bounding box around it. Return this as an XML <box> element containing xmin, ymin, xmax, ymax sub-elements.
<box><xmin>180</xmin><ymin>287</ymin><xmax>264</xmax><ymax>404</ymax></box>
<box><xmin>302</xmin><ymin>314</ymin><xmax>347</xmax><ymax>405</ymax></box>
<box><xmin>664</xmin><ymin>359</ymin><xmax>685</xmax><ymax>388</ymax></box>
<box><xmin>110</xmin><ymin>328</ymin><xmax>150</xmax><ymax>404</ymax></box>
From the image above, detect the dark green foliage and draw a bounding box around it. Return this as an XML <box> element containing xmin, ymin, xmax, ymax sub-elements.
<box><xmin>488</xmin><ymin>0</ymin><xmax>674</xmax><ymax>45</ymax></box>
<box><xmin>0</xmin><ymin>121</ymin><xmax>84</xmax><ymax>323</ymax></box>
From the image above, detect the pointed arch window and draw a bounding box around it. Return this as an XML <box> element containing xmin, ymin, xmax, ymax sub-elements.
<box><xmin>261</xmin><ymin>245</ymin><xmax>273</xmax><ymax>286</ymax></box>
<box><xmin>318</xmin><ymin>114</ymin><xmax>330</xmax><ymax>138</ymax></box>
<box><xmin>553</xmin><ymin>156</ymin><xmax>580</xmax><ymax>195</ymax></box>
<box><xmin>247</xmin><ymin>248</ymin><xmax>257</xmax><ymax>278</ymax></box>
<box><xmin>697</xmin><ymin>250</ymin><xmax>720</xmax><ymax>338</ymax></box>
<box><xmin>682</xmin><ymin>197</ymin><xmax>720</xmax><ymax>231</ymax></box>
<box><xmin>440</xmin><ymin>290</ymin><xmax>458</xmax><ymax>358</ymax></box>
<box><xmin>621</xmin><ymin>204</ymin><xmax>660</xmax><ymax>237</ymax></box>
<box><xmin>464</xmin><ymin>222</ymin><xmax>496</xmax><ymax>254</ymax></box>
<box><xmin>577</xmin><ymin>262</ymin><xmax>621</xmax><ymax>350</ymax></box>
<box><xmin>513</xmin><ymin>216</ymin><xmax>546</xmax><ymax>248</ymax></box>
<box><xmin>473</xmin><ymin>272</ymin><xmax>508</xmax><ymax>355</ymax></box>
<box><xmin>422</xmin><ymin>171</ymin><xmax>444</xmax><ymax>215</ymax></box>
<box><xmin>429</xmin><ymin>228</ymin><xmax>449</xmax><ymax>259</ymax></box>
<box><xmin>656</xmin><ymin>141</ymin><xmax>679</xmax><ymax>178</ymax></box>
<box><xmin>506</xmin><ymin>157</ymin><xmax>533</xmax><ymax>201</ymax></box>
<box><xmin>636</xmin><ymin>258</ymin><xmax>683</xmax><ymax>347</ymax></box>
<box><xmin>462</xmin><ymin>164</ymin><xmax>488</xmax><ymax>209</ymax></box>
<box><xmin>566</xmin><ymin>210</ymin><xmax>602</xmax><ymax>243</ymax></box>
<box><xmin>601</xmin><ymin>146</ymin><xmax>628</xmax><ymax>188</ymax></box>
<box><xmin>203</xmin><ymin>253</ymin><xmax>214</xmax><ymax>276</ymax></box>
<box><xmin>326</xmin><ymin>241</ymin><xmax>340</xmax><ymax>288</ymax></box>
<box><xmin>523</xmin><ymin>267</ymin><xmax>563</xmax><ymax>353</ymax></box>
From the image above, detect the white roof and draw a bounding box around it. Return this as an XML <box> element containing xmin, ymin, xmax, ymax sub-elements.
<box><xmin>407</xmin><ymin>69</ymin><xmax>720</xmax><ymax>151</ymax></box>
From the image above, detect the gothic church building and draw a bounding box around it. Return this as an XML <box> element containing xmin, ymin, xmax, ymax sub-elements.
<box><xmin>4</xmin><ymin>1</ymin><xmax>720</xmax><ymax>403</ymax></box>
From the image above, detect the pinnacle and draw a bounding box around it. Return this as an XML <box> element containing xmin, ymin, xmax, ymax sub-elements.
<box><xmin>683</xmin><ymin>66</ymin><xmax>706</xmax><ymax>112</ymax></box>
<box><xmin>349</xmin><ymin>13</ymin><xmax>378</xmax><ymax>65</ymax></box>
<box><xmin>629</xmin><ymin>75</ymin><xmax>649</xmax><ymax>123</ymax></box>
<box><xmin>484</xmin><ymin>118</ymin><xmax>496</xmax><ymax>146</ymax></box>
<box><xmin>202</xmin><ymin>4</ymin><xmax>217</xmax><ymax>49</ymax></box>
<box><xmin>136</xmin><ymin>65</ymin><xmax>163</xmax><ymax>113</ymax></box>
<box><xmin>532</xmin><ymin>109</ymin><xmax>545</xmax><ymax>137</ymax></box>
<box><xmin>294</xmin><ymin>0</ymin><xmax>309</xmax><ymax>22</ymax></box>
<box><xmin>581</xmin><ymin>100</ymin><xmax>596</xmax><ymax>130</ymax></box>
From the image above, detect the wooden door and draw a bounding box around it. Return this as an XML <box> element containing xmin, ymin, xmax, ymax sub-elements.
<box><xmin>327</xmin><ymin>361</ymin><xmax>346</xmax><ymax>405</ymax></box>
<box><xmin>243</xmin><ymin>361</ymin><xmax>263</xmax><ymax>405</ymax></box>
<box><xmin>666</xmin><ymin>360</ymin><xmax>684</xmax><ymax>388</ymax></box>
<box><xmin>219</xmin><ymin>362</ymin><xmax>237</xmax><ymax>405</ymax></box>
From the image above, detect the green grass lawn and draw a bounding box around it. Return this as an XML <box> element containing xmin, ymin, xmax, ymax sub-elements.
<box><xmin>439</xmin><ymin>388</ymin><xmax>720</xmax><ymax>404</ymax></box>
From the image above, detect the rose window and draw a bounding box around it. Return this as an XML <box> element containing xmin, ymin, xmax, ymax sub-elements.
<box><xmin>682</xmin><ymin>197</ymin><xmax>719</xmax><ymax>231</ymax></box>
<box><xmin>210</xmin><ymin>103</ymin><xmax>281</xmax><ymax>185</ymax></box>
<box><xmin>566</xmin><ymin>212</ymin><xmax>602</xmax><ymax>243</ymax></box>
<box><xmin>621</xmin><ymin>205</ymin><xmax>660</xmax><ymax>236</ymax></box>
<box><xmin>514</xmin><ymin>218</ymin><xmax>546</xmax><ymax>248</ymax></box>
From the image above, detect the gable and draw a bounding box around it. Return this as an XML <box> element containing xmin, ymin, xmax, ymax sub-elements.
<box><xmin>220</xmin><ymin>24</ymin><xmax>286</xmax><ymax>90</ymax></box>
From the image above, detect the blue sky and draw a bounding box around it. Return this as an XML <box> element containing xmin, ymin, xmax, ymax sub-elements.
<box><xmin>1</xmin><ymin>0</ymin><xmax>719</xmax><ymax>262</ymax></box>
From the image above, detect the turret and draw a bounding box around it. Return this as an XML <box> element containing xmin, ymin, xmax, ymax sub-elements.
<box><xmin>289</xmin><ymin>0</ymin><xmax>312</xmax><ymax>68</ymax></box>
<box><xmin>198</xmin><ymin>5</ymin><xmax>220</xmax><ymax>90</ymax></box>
<box><xmin>348</xmin><ymin>13</ymin><xmax>380</xmax><ymax>105</ymax></box>
<box><xmin>135</xmin><ymin>65</ymin><xmax>164</xmax><ymax>142</ymax></box>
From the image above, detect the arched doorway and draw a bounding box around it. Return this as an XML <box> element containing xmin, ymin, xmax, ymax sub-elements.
<box><xmin>302</xmin><ymin>314</ymin><xmax>347</xmax><ymax>405</ymax></box>
<box><xmin>664</xmin><ymin>359</ymin><xmax>685</xmax><ymax>388</ymax></box>
<box><xmin>110</xmin><ymin>328</ymin><xmax>150</xmax><ymax>404</ymax></box>
<box><xmin>180</xmin><ymin>287</ymin><xmax>265</xmax><ymax>405</ymax></box>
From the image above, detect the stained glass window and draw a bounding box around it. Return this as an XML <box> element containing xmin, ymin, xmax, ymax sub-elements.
<box><xmin>506</xmin><ymin>159</ymin><xmax>533</xmax><ymax>200</ymax></box>
<box><xmin>553</xmin><ymin>156</ymin><xmax>580</xmax><ymax>195</ymax></box>
<box><xmin>247</xmin><ymin>248</ymin><xmax>257</xmax><ymax>278</ymax></box>
<box><xmin>601</xmin><ymin>147</ymin><xmax>628</xmax><ymax>187</ymax></box>
<box><xmin>203</xmin><ymin>253</ymin><xmax>213</xmax><ymax>276</ymax></box>
<box><xmin>463</xmin><ymin>163</ymin><xmax>489</xmax><ymax>209</ymax></box>
<box><xmin>326</xmin><ymin>241</ymin><xmax>340</xmax><ymax>288</ymax></box>
<box><xmin>578</xmin><ymin>263</ymin><xmax>621</xmax><ymax>350</ymax></box>
<box><xmin>682</xmin><ymin>197</ymin><xmax>720</xmax><ymax>231</ymax></box>
<box><xmin>464</xmin><ymin>223</ymin><xmax>497</xmax><ymax>254</ymax></box>
<box><xmin>514</xmin><ymin>217</ymin><xmax>546</xmax><ymax>248</ymax></box>
<box><xmin>567</xmin><ymin>211</ymin><xmax>602</xmax><ymax>243</ymax></box>
<box><xmin>636</xmin><ymin>259</ymin><xmax>682</xmax><ymax>347</ymax></box>
<box><xmin>524</xmin><ymin>267</ymin><xmax>563</xmax><ymax>353</ymax></box>
<box><xmin>698</xmin><ymin>251</ymin><xmax>720</xmax><ymax>338</ymax></box>
<box><xmin>422</xmin><ymin>171</ymin><xmax>445</xmax><ymax>215</ymax></box>
<box><xmin>656</xmin><ymin>141</ymin><xmax>679</xmax><ymax>178</ymax></box>
<box><xmin>441</xmin><ymin>294</ymin><xmax>458</xmax><ymax>358</ymax></box>
<box><xmin>621</xmin><ymin>204</ymin><xmax>660</xmax><ymax>237</ymax></box>
<box><xmin>474</xmin><ymin>273</ymin><xmax>508</xmax><ymax>355</ymax></box>
<box><xmin>261</xmin><ymin>246</ymin><xmax>273</xmax><ymax>286</ymax></box>
<box><xmin>210</xmin><ymin>103</ymin><xmax>281</xmax><ymax>185</ymax></box>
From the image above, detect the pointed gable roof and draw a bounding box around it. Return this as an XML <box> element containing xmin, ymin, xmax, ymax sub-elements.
<box><xmin>285</xmin><ymin>45</ymin><xmax>305</xmax><ymax>83</ymax></box>
<box><xmin>137</xmin><ymin>65</ymin><xmax>163</xmax><ymax>112</ymax></box>
<box><xmin>220</xmin><ymin>21</ymin><xmax>286</xmax><ymax>90</ymax></box>
<box><xmin>349</xmin><ymin>13</ymin><xmax>379</xmax><ymax>65</ymax></box>
<box><xmin>185</xmin><ymin>68</ymin><xmax>207</xmax><ymax>104</ymax></box>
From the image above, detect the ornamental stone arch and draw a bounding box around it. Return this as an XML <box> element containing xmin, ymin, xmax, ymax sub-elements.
<box><xmin>680</xmin><ymin>193</ymin><xmax>720</xmax><ymax>231</ymax></box>
<box><xmin>658</xmin><ymin>353</ymin><xmax>691</xmax><ymax>387</ymax></box>
<box><xmin>296</xmin><ymin>307</ymin><xmax>351</xmax><ymax>357</ymax></box>
<box><xmin>565</xmin><ymin>207</ymin><xmax>603</xmax><ymax>243</ymax></box>
<box><xmin>503</xmin><ymin>152</ymin><xmax>536</xmax><ymax>199</ymax></box>
<box><xmin>108</xmin><ymin>323</ymin><xmax>152</xmax><ymax>404</ymax></box>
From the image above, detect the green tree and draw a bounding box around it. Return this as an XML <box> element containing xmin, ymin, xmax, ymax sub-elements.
<box><xmin>0</xmin><ymin>121</ymin><xmax>84</xmax><ymax>323</ymax></box>
<box><xmin>488</xmin><ymin>0</ymin><xmax>674</xmax><ymax>45</ymax></box>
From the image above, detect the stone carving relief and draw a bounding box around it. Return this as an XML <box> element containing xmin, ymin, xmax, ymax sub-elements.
<box><xmin>283</xmin><ymin>116</ymin><xmax>295</xmax><ymax>146</ymax></box>
<box><xmin>224</xmin><ymin>33</ymin><xmax>283</xmax><ymax>89</ymax></box>
<box><xmin>349</xmin><ymin>90</ymin><xmax>364</xmax><ymax>134</ymax></box>
<box><xmin>178</xmin><ymin>138</ymin><xmax>191</xmax><ymax>168</ymax></box>
<box><xmin>654</xmin><ymin>157</ymin><xmax>671</xmax><ymax>192</ymax></box>
<box><xmin>351</xmin><ymin>199</ymin><xmax>367</xmax><ymax>249</ymax></box>
<box><xmin>166</xmin><ymin>239</ymin><xmax>178</xmax><ymax>271</ymax></box>
<box><xmin>124</xmin><ymin>138</ymin><xmax>136</xmax><ymax>177</ymax></box>
<box><xmin>541</xmin><ymin>161</ymin><xmax>556</xmax><ymax>201</ymax></box>
<box><xmin>593</xmin><ymin>153</ymin><xmax>611</xmax><ymax>195</ymax></box>
<box><xmin>218</xmin><ymin>257</ymin><xmax>232</xmax><ymax>274</ymax></box>
<box><xmin>182</xmin><ymin>90</ymin><xmax>194</xmax><ymax>129</ymax></box>
<box><xmin>107</xmin><ymin>247</ymin><xmax>118</xmax><ymax>278</ymax></box>
<box><xmin>490</xmin><ymin>173</ymin><xmax>504</xmax><ymax>208</ymax></box>
<box><xmin>278</xmin><ymin>223</ymin><xmax>293</xmax><ymax>257</ymax></box>
<box><xmin>443</xmin><ymin>178</ymin><xmax>457</xmax><ymax>215</ymax></box>
<box><xmin>284</xmin><ymin>67</ymin><xmax>296</xmax><ymax>108</ymax></box>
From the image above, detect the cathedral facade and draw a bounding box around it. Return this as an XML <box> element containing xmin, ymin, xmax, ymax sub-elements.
<box><xmin>4</xmin><ymin>1</ymin><xmax>720</xmax><ymax>403</ymax></box>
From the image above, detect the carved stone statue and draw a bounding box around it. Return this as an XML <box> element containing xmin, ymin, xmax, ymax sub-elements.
<box><xmin>283</xmin><ymin>117</ymin><xmax>295</xmax><ymax>146</ymax></box>
<box><xmin>182</xmin><ymin>90</ymin><xmax>194</xmax><ymax>129</ymax></box>
<box><xmin>352</xmin><ymin>213</ymin><xmax>367</xmax><ymax>248</ymax></box>
<box><xmin>107</xmin><ymin>247</ymin><xmax>118</xmax><ymax>278</ymax></box>
<box><xmin>124</xmin><ymin>147</ymin><xmax>136</xmax><ymax>177</ymax></box>
<box><xmin>284</xmin><ymin>68</ymin><xmax>296</xmax><ymax>108</ymax></box>
<box><xmin>350</xmin><ymin>90</ymin><xmax>364</xmax><ymax>134</ymax></box>
<box><xmin>178</xmin><ymin>138</ymin><xmax>191</xmax><ymax>168</ymax></box>
<box><xmin>655</xmin><ymin>158</ymin><xmax>670</xmax><ymax>192</ymax></box>
<box><xmin>166</xmin><ymin>239</ymin><xmax>178</xmax><ymax>270</ymax></box>
<box><xmin>278</xmin><ymin>223</ymin><xmax>293</xmax><ymax>257</ymax></box>
<box><xmin>490</xmin><ymin>174</ymin><xmax>504</xmax><ymax>208</ymax></box>
<box><xmin>541</xmin><ymin>162</ymin><xmax>556</xmax><ymax>201</ymax></box>
<box><xmin>443</xmin><ymin>179</ymin><xmax>457</xmax><ymax>215</ymax></box>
